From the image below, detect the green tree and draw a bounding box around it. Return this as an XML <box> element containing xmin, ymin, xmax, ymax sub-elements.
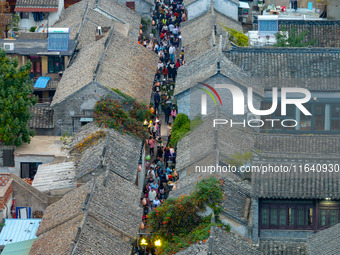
<box><xmin>274</xmin><ymin>27</ymin><xmax>317</xmax><ymax>47</ymax></box>
<box><xmin>0</xmin><ymin>49</ymin><xmax>37</xmax><ymax>146</ymax></box>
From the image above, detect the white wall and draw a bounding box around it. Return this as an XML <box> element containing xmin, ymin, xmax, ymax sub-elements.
<box><xmin>213</xmin><ymin>0</ymin><xmax>238</xmax><ymax>20</ymax></box>
<box><xmin>1</xmin><ymin>156</ymin><xmax>55</xmax><ymax>177</ymax></box>
<box><xmin>17</xmin><ymin>0</ymin><xmax>64</xmax><ymax>30</ymax></box>
<box><xmin>187</xmin><ymin>0</ymin><xmax>238</xmax><ymax>20</ymax></box>
<box><xmin>187</xmin><ymin>0</ymin><xmax>211</xmax><ymax>20</ymax></box>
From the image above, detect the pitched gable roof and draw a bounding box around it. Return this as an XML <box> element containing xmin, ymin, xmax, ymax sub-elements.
<box><xmin>177</xmin><ymin>227</ymin><xmax>262</xmax><ymax>255</ymax></box>
<box><xmin>225</xmin><ymin>47</ymin><xmax>340</xmax><ymax>90</ymax></box>
<box><xmin>72</xmin><ymin>123</ymin><xmax>142</xmax><ymax>184</ymax></box>
<box><xmin>32</xmin><ymin>170</ymin><xmax>142</xmax><ymax>254</ymax></box>
<box><xmin>53</xmin><ymin>0</ymin><xmax>141</xmax><ymax>45</ymax></box>
<box><xmin>29</xmin><ymin>104</ymin><xmax>54</xmax><ymax>129</ymax></box>
<box><xmin>307</xmin><ymin>223</ymin><xmax>340</xmax><ymax>255</ymax></box>
<box><xmin>16</xmin><ymin>0</ymin><xmax>58</xmax><ymax>8</ymax></box>
<box><xmin>176</xmin><ymin>113</ymin><xmax>255</xmax><ymax>172</ymax></box>
<box><xmin>51</xmin><ymin>36</ymin><xmax>104</xmax><ymax>106</ymax></box>
<box><xmin>252</xmin><ymin>170</ymin><xmax>340</xmax><ymax>199</ymax></box>
<box><xmin>181</xmin><ymin>9</ymin><xmax>242</xmax><ymax>63</ymax></box>
<box><xmin>174</xmin><ymin>48</ymin><xmax>263</xmax><ymax>96</ymax></box>
<box><xmin>51</xmin><ymin>29</ymin><xmax>158</xmax><ymax>106</ymax></box>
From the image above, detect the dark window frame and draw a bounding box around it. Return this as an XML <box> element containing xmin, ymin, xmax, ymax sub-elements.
<box><xmin>260</xmin><ymin>203</ymin><xmax>315</xmax><ymax>230</ymax></box>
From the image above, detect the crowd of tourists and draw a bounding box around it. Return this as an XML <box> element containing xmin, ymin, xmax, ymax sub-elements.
<box><xmin>135</xmin><ymin>0</ymin><xmax>187</xmax><ymax>254</ymax></box>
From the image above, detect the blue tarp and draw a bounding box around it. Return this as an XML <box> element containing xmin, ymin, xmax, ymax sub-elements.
<box><xmin>34</xmin><ymin>77</ymin><xmax>50</xmax><ymax>88</ymax></box>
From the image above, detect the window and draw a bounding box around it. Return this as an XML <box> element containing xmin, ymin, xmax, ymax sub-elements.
<box><xmin>261</xmin><ymin>102</ymin><xmax>340</xmax><ymax>133</ymax></box>
<box><xmin>20</xmin><ymin>12</ymin><xmax>29</xmax><ymax>19</ymax></box>
<box><xmin>319</xmin><ymin>206</ymin><xmax>340</xmax><ymax>228</ymax></box>
<box><xmin>48</xmin><ymin>56</ymin><xmax>65</xmax><ymax>73</ymax></box>
<box><xmin>262</xmin><ymin>208</ymin><xmax>269</xmax><ymax>226</ymax></box>
<box><xmin>300</xmin><ymin>104</ymin><xmax>312</xmax><ymax>131</ymax></box>
<box><xmin>331</xmin><ymin>105</ymin><xmax>340</xmax><ymax>131</ymax></box>
<box><xmin>2</xmin><ymin>149</ymin><xmax>15</xmax><ymax>167</ymax></box>
<box><xmin>260</xmin><ymin>202</ymin><xmax>314</xmax><ymax>230</ymax></box>
<box><xmin>314</xmin><ymin>104</ymin><xmax>325</xmax><ymax>131</ymax></box>
<box><xmin>279</xmin><ymin>208</ymin><xmax>286</xmax><ymax>226</ymax></box>
<box><xmin>20</xmin><ymin>162</ymin><xmax>42</xmax><ymax>179</ymax></box>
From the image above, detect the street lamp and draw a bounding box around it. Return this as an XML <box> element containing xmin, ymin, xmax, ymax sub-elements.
<box><xmin>140</xmin><ymin>238</ymin><xmax>148</xmax><ymax>246</ymax></box>
<box><xmin>155</xmin><ymin>239</ymin><xmax>162</xmax><ymax>247</ymax></box>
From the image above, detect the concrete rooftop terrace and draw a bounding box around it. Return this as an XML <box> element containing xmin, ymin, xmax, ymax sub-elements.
<box><xmin>15</xmin><ymin>136</ymin><xmax>67</xmax><ymax>157</ymax></box>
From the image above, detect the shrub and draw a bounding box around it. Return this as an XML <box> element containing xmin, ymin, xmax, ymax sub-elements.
<box><xmin>220</xmin><ymin>24</ymin><xmax>248</xmax><ymax>47</ymax></box>
<box><xmin>94</xmin><ymin>97</ymin><xmax>151</xmax><ymax>139</ymax></box>
<box><xmin>148</xmin><ymin>176</ymin><xmax>229</xmax><ymax>254</ymax></box>
<box><xmin>29</xmin><ymin>27</ymin><xmax>36</xmax><ymax>32</ymax></box>
<box><xmin>169</xmin><ymin>113</ymin><xmax>190</xmax><ymax>147</ymax></box>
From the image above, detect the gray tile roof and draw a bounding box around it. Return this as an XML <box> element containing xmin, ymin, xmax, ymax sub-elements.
<box><xmin>254</xmin><ymin>134</ymin><xmax>340</xmax><ymax>160</ymax></box>
<box><xmin>211</xmin><ymin>227</ymin><xmax>262</xmax><ymax>255</ymax></box>
<box><xmin>29</xmin><ymin>215</ymin><xmax>82</xmax><ymax>255</ymax></box>
<box><xmin>16</xmin><ymin>0</ymin><xmax>58</xmax><ymax>7</ymax></box>
<box><xmin>252</xmin><ymin>134</ymin><xmax>340</xmax><ymax>200</ymax></box>
<box><xmin>252</xmin><ymin>170</ymin><xmax>340</xmax><ymax>199</ymax></box>
<box><xmin>259</xmin><ymin>240</ymin><xmax>307</xmax><ymax>255</ymax></box>
<box><xmin>174</xmin><ymin>48</ymin><xmax>263</xmax><ymax>96</ymax></box>
<box><xmin>53</xmin><ymin>0</ymin><xmax>89</xmax><ymax>41</ymax></box>
<box><xmin>34</xmin><ymin>170</ymin><xmax>142</xmax><ymax>252</ymax></box>
<box><xmin>176</xmin><ymin>114</ymin><xmax>256</xmax><ymax>172</ymax></box>
<box><xmin>96</xmin><ymin>0</ymin><xmax>141</xmax><ymax>39</ymax></box>
<box><xmin>73</xmin><ymin>124</ymin><xmax>142</xmax><ymax>184</ymax></box>
<box><xmin>30</xmin><ymin>216</ymin><xmax>133</xmax><ymax>255</ymax></box>
<box><xmin>53</xmin><ymin>0</ymin><xmax>141</xmax><ymax>44</ymax></box>
<box><xmin>169</xmin><ymin>170</ymin><xmax>251</xmax><ymax>222</ymax></box>
<box><xmin>51</xmin><ymin>37</ymin><xmax>104</xmax><ymax>106</ymax></box>
<box><xmin>29</xmin><ymin>104</ymin><xmax>54</xmax><ymax>129</ymax></box>
<box><xmin>224</xmin><ymin>48</ymin><xmax>340</xmax><ymax>90</ymax></box>
<box><xmin>96</xmin><ymin>30</ymin><xmax>158</xmax><ymax>103</ymax></box>
<box><xmin>32</xmin><ymin>161</ymin><xmax>76</xmax><ymax>192</ymax></box>
<box><xmin>174</xmin><ymin>48</ymin><xmax>219</xmax><ymax>96</ymax></box>
<box><xmin>51</xmin><ymin>29</ymin><xmax>158</xmax><ymax>106</ymax></box>
<box><xmin>181</xmin><ymin>9</ymin><xmax>242</xmax><ymax>63</ymax></box>
<box><xmin>253</xmin><ymin>20</ymin><xmax>340</xmax><ymax>48</ymax></box>
<box><xmin>307</xmin><ymin>223</ymin><xmax>340</xmax><ymax>255</ymax></box>
<box><xmin>72</xmin><ymin>218</ymin><xmax>133</xmax><ymax>255</ymax></box>
<box><xmin>177</xmin><ymin>227</ymin><xmax>261</xmax><ymax>255</ymax></box>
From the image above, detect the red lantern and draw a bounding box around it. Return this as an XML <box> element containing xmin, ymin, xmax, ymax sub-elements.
<box><xmin>152</xmin><ymin>20</ymin><xmax>155</xmax><ymax>26</ymax></box>
<box><xmin>140</xmin><ymin>222</ymin><xmax>145</xmax><ymax>230</ymax></box>
<box><xmin>140</xmin><ymin>24</ymin><xmax>143</xmax><ymax>28</ymax></box>
<box><xmin>139</xmin><ymin>29</ymin><xmax>143</xmax><ymax>35</ymax></box>
<box><xmin>138</xmin><ymin>165</ymin><xmax>142</xmax><ymax>172</ymax></box>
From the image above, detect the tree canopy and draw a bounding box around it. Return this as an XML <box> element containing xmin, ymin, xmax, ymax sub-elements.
<box><xmin>274</xmin><ymin>27</ymin><xmax>317</xmax><ymax>47</ymax></box>
<box><xmin>0</xmin><ymin>49</ymin><xmax>37</xmax><ymax>146</ymax></box>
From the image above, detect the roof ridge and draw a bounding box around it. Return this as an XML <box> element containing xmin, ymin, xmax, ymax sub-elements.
<box><xmin>93</xmin><ymin>26</ymin><xmax>114</xmax><ymax>82</ymax></box>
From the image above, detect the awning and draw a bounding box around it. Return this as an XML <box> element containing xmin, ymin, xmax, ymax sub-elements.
<box><xmin>2</xmin><ymin>239</ymin><xmax>36</xmax><ymax>255</ymax></box>
<box><xmin>14</xmin><ymin>7</ymin><xmax>58</xmax><ymax>12</ymax></box>
<box><xmin>239</xmin><ymin>1</ymin><xmax>250</xmax><ymax>8</ymax></box>
<box><xmin>34</xmin><ymin>77</ymin><xmax>50</xmax><ymax>89</ymax></box>
<box><xmin>80</xmin><ymin>118</ymin><xmax>94</xmax><ymax>122</ymax></box>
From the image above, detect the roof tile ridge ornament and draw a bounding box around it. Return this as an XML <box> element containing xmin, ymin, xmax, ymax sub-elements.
<box><xmin>93</xmin><ymin>25</ymin><xmax>115</xmax><ymax>82</ymax></box>
<box><xmin>210</xmin><ymin>0</ymin><xmax>216</xmax><ymax>46</ymax></box>
<box><xmin>214</xmin><ymin>106</ymin><xmax>219</xmax><ymax>166</ymax></box>
<box><xmin>71</xmin><ymin>173</ymin><xmax>97</xmax><ymax>255</ymax></box>
<box><xmin>207</xmin><ymin>212</ymin><xmax>215</xmax><ymax>255</ymax></box>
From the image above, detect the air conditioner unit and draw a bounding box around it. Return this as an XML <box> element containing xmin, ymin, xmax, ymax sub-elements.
<box><xmin>4</xmin><ymin>43</ymin><xmax>14</xmax><ymax>51</ymax></box>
